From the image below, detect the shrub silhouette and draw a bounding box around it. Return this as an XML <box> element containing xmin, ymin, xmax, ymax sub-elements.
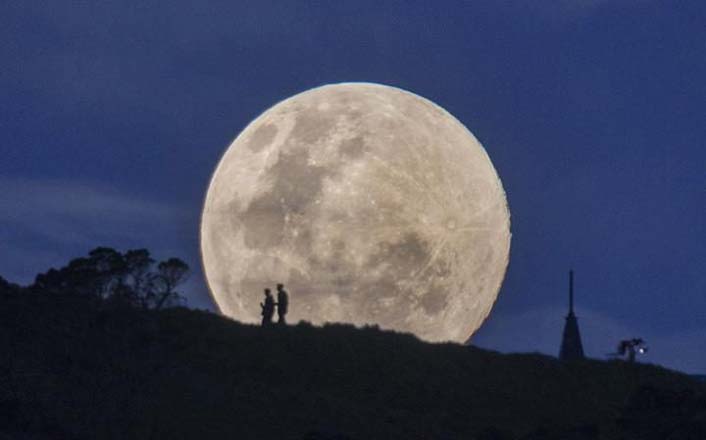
<box><xmin>31</xmin><ymin>247</ymin><xmax>188</xmax><ymax>309</ymax></box>
<box><xmin>1</xmin><ymin>252</ymin><xmax>704</xmax><ymax>439</ymax></box>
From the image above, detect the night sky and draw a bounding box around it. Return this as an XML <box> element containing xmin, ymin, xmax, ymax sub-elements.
<box><xmin>2</xmin><ymin>1</ymin><xmax>704</xmax><ymax>373</ymax></box>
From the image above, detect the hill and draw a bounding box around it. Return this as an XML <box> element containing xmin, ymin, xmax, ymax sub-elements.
<box><xmin>1</xmin><ymin>289</ymin><xmax>704</xmax><ymax>440</ymax></box>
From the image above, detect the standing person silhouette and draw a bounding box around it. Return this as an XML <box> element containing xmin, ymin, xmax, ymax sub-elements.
<box><xmin>276</xmin><ymin>283</ymin><xmax>289</xmax><ymax>325</ymax></box>
<box><xmin>260</xmin><ymin>288</ymin><xmax>275</xmax><ymax>326</ymax></box>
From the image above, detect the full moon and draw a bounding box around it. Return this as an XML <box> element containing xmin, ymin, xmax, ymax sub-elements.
<box><xmin>201</xmin><ymin>83</ymin><xmax>510</xmax><ymax>343</ymax></box>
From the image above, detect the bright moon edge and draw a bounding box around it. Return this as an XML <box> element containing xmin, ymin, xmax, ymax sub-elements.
<box><xmin>200</xmin><ymin>82</ymin><xmax>511</xmax><ymax>344</ymax></box>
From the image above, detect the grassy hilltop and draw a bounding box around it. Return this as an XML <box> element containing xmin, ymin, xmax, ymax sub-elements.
<box><xmin>1</xmin><ymin>284</ymin><xmax>705</xmax><ymax>440</ymax></box>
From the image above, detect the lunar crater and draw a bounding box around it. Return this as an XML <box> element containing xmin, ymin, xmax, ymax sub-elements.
<box><xmin>201</xmin><ymin>83</ymin><xmax>510</xmax><ymax>343</ymax></box>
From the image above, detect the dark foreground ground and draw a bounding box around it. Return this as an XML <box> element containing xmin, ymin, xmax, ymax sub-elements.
<box><xmin>1</xmin><ymin>288</ymin><xmax>704</xmax><ymax>440</ymax></box>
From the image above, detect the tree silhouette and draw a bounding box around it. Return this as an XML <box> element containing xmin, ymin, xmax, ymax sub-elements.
<box><xmin>151</xmin><ymin>258</ymin><xmax>189</xmax><ymax>310</ymax></box>
<box><xmin>123</xmin><ymin>249</ymin><xmax>156</xmax><ymax>308</ymax></box>
<box><xmin>2</xmin><ymin>249</ymin><xmax>704</xmax><ymax>440</ymax></box>
<box><xmin>0</xmin><ymin>275</ymin><xmax>19</xmax><ymax>294</ymax></box>
<box><xmin>31</xmin><ymin>247</ymin><xmax>189</xmax><ymax>309</ymax></box>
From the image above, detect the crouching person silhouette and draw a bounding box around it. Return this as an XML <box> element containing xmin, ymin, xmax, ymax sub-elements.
<box><xmin>260</xmin><ymin>288</ymin><xmax>275</xmax><ymax>326</ymax></box>
<box><xmin>276</xmin><ymin>283</ymin><xmax>289</xmax><ymax>325</ymax></box>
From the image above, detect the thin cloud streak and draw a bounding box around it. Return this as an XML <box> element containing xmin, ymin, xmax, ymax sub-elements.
<box><xmin>0</xmin><ymin>177</ymin><xmax>184</xmax><ymax>242</ymax></box>
<box><xmin>0</xmin><ymin>177</ymin><xmax>196</xmax><ymax>284</ymax></box>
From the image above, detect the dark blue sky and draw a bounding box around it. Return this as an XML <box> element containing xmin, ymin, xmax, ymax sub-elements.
<box><xmin>2</xmin><ymin>1</ymin><xmax>704</xmax><ymax>373</ymax></box>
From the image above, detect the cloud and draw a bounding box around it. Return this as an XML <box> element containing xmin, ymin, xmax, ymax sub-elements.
<box><xmin>0</xmin><ymin>177</ymin><xmax>183</xmax><ymax>243</ymax></box>
<box><xmin>0</xmin><ymin>176</ymin><xmax>217</xmax><ymax>309</ymax></box>
<box><xmin>0</xmin><ymin>177</ymin><xmax>193</xmax><ymax>283</ymax></box>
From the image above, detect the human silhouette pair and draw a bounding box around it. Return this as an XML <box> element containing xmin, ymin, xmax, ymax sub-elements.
<box><xmin>260</xmin><ymin>283</ymin><xmax>289</xmax><ymax>326</ymax></box>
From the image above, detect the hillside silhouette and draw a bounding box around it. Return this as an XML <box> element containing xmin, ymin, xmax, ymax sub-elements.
<box><xmin>1</xmin><ymin>251</ymin><xmax>705</xmax><ymax>439</ymax></box>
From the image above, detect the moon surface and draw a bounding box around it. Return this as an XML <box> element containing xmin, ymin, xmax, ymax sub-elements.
<box><xmin>201</xmin><ymin>83</ymin><xmax>510</xmax><ymax>342</ymax></box>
